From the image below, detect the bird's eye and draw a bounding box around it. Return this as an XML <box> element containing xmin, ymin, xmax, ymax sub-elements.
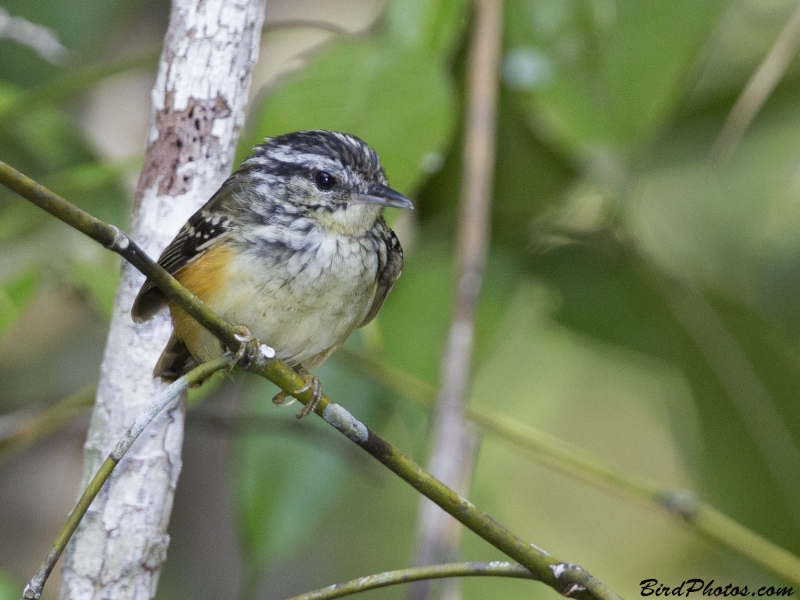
<box><xmin>314</xmin><ymin>171</ymin><xmax>336</xmax><ymax>191</ymax></box>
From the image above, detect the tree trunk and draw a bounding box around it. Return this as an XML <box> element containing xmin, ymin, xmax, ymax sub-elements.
<box><xmin>59</xmin><ymin>1</ymin><xmax>266</xmax><ymax>597</ymax></box>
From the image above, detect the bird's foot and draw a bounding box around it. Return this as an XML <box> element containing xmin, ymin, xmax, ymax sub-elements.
<box><xmin>271</xmin><ymin>369</ymin><xmax>322</xmax><ymax>419</ymax></box>
<box><xmin>232</xmin><ymin>326</ymin><xmax>254</xmax><ymax>361</ymax></box>
<box><xmin>228</xmin><ymin>325</ymin><xmax>267</xmax><ymax>372</ymax></box>
<box><xmin>296</xmin><ymin>373</ymin><xmax>322</xmax><ymax>419</ymax></box>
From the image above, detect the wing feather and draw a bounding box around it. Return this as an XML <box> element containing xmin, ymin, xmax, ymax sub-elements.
<box><xmin>359</xmin><ymin>222</ymin><xmax>403</xmax><ymax>328</ymax></box>
<box><xmin>131</xmin><ymin>181</ymin><xmax>238</xmax><ymax>322</ymax></box>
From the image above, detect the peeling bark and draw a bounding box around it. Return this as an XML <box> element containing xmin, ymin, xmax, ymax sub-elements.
<box><xmin>59</xmin><ymin>1</ymin><xmax>266</xmax><ymax>598</ymax></box>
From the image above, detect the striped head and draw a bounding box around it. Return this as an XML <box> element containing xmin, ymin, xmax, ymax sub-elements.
<box><xmin>237</xmin><ymin>130</ymin><xmax>412</xmax><ymax>235</ymax></box>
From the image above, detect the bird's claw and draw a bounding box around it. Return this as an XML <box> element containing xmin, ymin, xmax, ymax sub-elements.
<box><xmin>270</xmin><ymin>371</ymin><xmax>322</xmax><ymax>418</ymax></box>
<box><xmin>228</xmin><ymin>325</ymin><xmax>261</xmax><ymax>372</ymax></box>
<box><xmin>233</xmin><ymin>326</ymin><xmax>253</xmax><ymax>359</ymax></box>
<box><xmin>296</xmin><ymin>375</ymin><xmax>321</xmax><ymax>419</ymax></box>
<box><xmin>271</xmin><ymin>390</ymin><xmax>296</xmax><ymax>407</ymax></box>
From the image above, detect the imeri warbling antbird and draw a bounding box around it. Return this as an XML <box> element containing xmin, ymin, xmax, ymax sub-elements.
<box><xmin>132</xmin><ymin>130</ymin><xmax>412</xmax><ymax>416</ymax></box>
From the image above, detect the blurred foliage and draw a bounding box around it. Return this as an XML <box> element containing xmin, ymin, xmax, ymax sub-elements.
<box><xmin>234</xmin><ymin>353</ymin><xmax>388</xmax><ymax>576</ymax></box>
<box><xmin>504</xmin><ymin>0</ymin><xmax>731</xmax><ymax>160</ymax></box>
<box><xmin>0</xmin><ymin>266</ymin><xmax>38</xmax><ymax>336</ymax></box>
<box><xmin>241</xmin><ymin>0</ymin><xmax>469</xmax><ymax>196</ymax></box>
<box><xmin>0</xmin><ymin>0</ymin><xmax>134</xmax><ymax>87</ymax></box>
<box><xmin>0</xmin><ymin>83</ymin><xmax>130</xmax><ymax>330</ymax></box>
<box><xmin>3</xmin><ymin>0</ymin><xmax>800</xmax><ymax>598</ymax></box>
<box><xmin>0</xmin><ymin>571</ymin><xmax>16</xmax><ymax>600</ymax></box>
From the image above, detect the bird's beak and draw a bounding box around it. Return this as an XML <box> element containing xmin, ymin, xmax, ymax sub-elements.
<box><xmin>355</xmin><ymin>184</ymin><xmax>414</xmax><ymax>210</ymax></box>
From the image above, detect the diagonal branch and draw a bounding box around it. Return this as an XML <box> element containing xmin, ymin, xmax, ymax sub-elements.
<box><xmin>337</xmin><ymin>349</ymin><xmax>800</xmax><ymax>586</ymax></box>
<box><xmin>0</xmin><ymin>161</ymin><xmax>241</xmax><ymax>351</ymax></box>
<box><xmin>0</xmin><ymin>162</ymin><xmax>621</xmax><ymax>600</ymax></box>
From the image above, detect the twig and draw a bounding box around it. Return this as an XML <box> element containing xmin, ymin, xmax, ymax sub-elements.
<box><xmin>0</xmin><ymin>383</ymin><xmax>95</xmax><ymax>463</ymax></box>
<box><xmin>711</xmin><ymin>2</ymin><xmax>800</xmax><ymax>162</ymax></box>
<box><xmin>0</xmin><ymin>7</ymin><xmax>67</xmax><ymax>65</ymax></box>
<box><xmin>0</xmin><ymin>164</ymin><xmax>621</xmax><ymax>600</ymax></box>
<box><xmin>21</xmin><ymin>357</ymin><xmax>230</xmax><ymax>600</ymax></box>
<box><xmin>0</xmin><ymin>160</ymin><xmax>241</xmax><ymax>352</ymax></box>
<box><xmin>314</xmin><ymin>401</ymin><xmax>619</xmax><ymax>600</ymax></box>
<box><xmin>472</xmin><ymin>413</ymin><xmax>800</xmax><ymax>585</ymax></box>
<box><xmin>412</xmin><ymin>0</ymin><xmax>502</xmax><ymax>598</ymax></box>
<box><xmin>334</xmin><ymin>348</ymin><xmax>800</xmax><ymax>586</ymax></box>
<box><xmin>285</xmin><ymin>562</ymin><xmax>536</xmax><ymax>600</ymax></box>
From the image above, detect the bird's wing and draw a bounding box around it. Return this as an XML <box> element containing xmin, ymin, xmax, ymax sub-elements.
<box><xmin>359</xmin><ymin>222</ymin><xmax>403</xmax><ymax>328</ymax></box>
<box><xmin>131</xmin><ymin>180</ymin><xmax>239</xmax><ymax>323</ymax></box>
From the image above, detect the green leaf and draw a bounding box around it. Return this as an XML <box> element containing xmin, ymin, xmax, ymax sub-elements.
<box><xmin>0</xmin><ymin>200</ymin><xmax>49</xmax><ymax>242</ymax></box>
<box><xmin>414</xmin><ymin>94</ymin><xmax>578</xmax><ymax>246</ymax></box>
<box><xmin>493</xmin><ymin>97</ymin><xmax>578</xmax><ymax>245</ymax></box>
<box><xmin>244</xmin><ymin>0</ymin><xmax>468</xmax><ymax>196</ymax></box>
<box><xmin>246</xmin><ymin>41</ymin><xmax>454</xmax><ymax>195</ymax></box>
<box><xmin>384</xmin><ymin>0</ymin><xmax>470</xmax><ymax>56</ymax></box>
<box><xmin>67</xmin><ymin>253</ymin><xmax>121</xmax><ymax>317</ymax></box>
<box><xmin>0</xmin><ymin>88</ymin><xmax>131</xmax><ymax>234</ymax></box>
<box><xmin>503</xmin><ymin>0</ymin><xmax>731</xmax><ymax>159</ymax></box>
<box><xmin>0</xmin><ymin>96</ymin><xmax>99</xmax><ymax>174</ymax></box>
<box><xmin>0</xmin><ymin>267</ymin><xmax>39</xmax><ymax>337</ymax></box>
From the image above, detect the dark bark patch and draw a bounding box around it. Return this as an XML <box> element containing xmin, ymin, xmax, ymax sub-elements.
<box><xmin>137</xmin><ymin>92</ymin><xmax>232</xmax><ymax>198</ymax></box>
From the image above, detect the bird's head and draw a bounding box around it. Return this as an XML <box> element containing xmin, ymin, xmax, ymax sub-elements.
<box><xmin>240</xmin><ymin>130</ymin><xmax>412</xmax><ymax>236</ymax></box>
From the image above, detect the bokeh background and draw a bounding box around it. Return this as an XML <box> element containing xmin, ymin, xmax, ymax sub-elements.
<box><xmin>1</xmin><ymin>0</ymin><xmax>800</xmax><ymax>598</ymax></box>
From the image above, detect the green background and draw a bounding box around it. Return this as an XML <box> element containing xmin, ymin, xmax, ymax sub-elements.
<box><xmin>1</xmin><ymin>0</ymin><xmax>799</xmax><ymax>598</ymax></box>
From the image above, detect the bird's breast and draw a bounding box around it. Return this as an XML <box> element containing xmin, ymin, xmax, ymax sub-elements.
<box><xmin>198</xmin><ymin>232</ymin><xmax>379</xmax><ymax>366</ymax></box>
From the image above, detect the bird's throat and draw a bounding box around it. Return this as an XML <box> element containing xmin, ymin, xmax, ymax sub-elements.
<box><xmin>314</xmin><ymin>202</ymin><xmax>382</xmax><ymax>237</ymax></box>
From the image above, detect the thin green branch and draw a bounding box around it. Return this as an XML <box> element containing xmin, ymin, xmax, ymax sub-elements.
<box><xmin>0</xmin><ymin>48</ymin><xmax>160</xmax><ymax>122</ymax></box>
<box><xmin>21</xmin><ymin>357</ymin><xmax>231</xmax><ymax>600</ymax></box>
<box><xmin>1</xmin><ymin>162</ymin><xmax>620</xmax><ymax>600</ymax></box>
<box><xmin>285</xmin><ymin>562</ymin><xmax>536</xmax><ymax>600</ymax></box>
<box><xmin>0</xmin><ymin>160</ymin><xmax>240</xmax><ymax>351</ymax></box>
<box><xmin>333</xmin><ymin>348</ymin><xmax>800</xmax><ymax>585</ymax></box>
<box><xmin>0</xmin><ymin>383</ymin><xmax>96</xmax><ymax>463</ymax></box>
<box><xmin>474</xmin><ymin>413</ymin><xmax>800</xmax><ymax>585</ymax></box>
<box><xmin>314</xmin><ymin>402</ymin><xmax>617</xmax><ymax>599</ymax></box>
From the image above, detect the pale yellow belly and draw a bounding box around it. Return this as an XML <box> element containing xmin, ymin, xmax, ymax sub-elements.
<box><xmin>171</xmin><ymin>241</ymin><xmax>378</xmax><ymax>369</ymax></box>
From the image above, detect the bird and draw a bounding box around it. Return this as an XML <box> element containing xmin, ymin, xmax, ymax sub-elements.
<box><xmin>131</xmin><ymin>130</ymin><xmax>412</xmax><ymax>416</ymax></box>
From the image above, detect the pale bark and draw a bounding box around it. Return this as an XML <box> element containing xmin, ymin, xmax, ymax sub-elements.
<box><xmin>59</xmin><ymin>1</ymin><xmax>266</xmax><ymax>598</ymax></box>
<box><xmin>410</xmin><ymin>1</ymin><xmax>502</xmax><ymax>599</ymax></box>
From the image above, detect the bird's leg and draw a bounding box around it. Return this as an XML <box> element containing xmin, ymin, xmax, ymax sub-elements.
<box><xmin>271</xmin><ymin>367</ymin><xmax>321</xmax><ymax>418</ymax></box>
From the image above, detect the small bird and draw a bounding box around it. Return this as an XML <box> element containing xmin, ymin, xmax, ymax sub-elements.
<box><xmin>131</xmin><ymin>130</ymin><xmax>412</xmax><ymax>415</ymax></box>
